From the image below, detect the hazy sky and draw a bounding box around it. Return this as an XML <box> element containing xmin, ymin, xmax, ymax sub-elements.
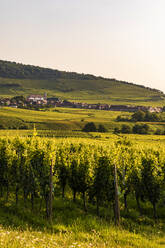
<box><xmin>1</xmin><ymin>0</ymin><xmax>165</xmax><ymax>92</ymax></box>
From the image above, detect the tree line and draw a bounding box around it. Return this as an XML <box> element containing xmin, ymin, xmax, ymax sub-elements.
<box><xmin>116</xmin><ymin>110</ymin><xmax>162</xmax><ymax>122</ymax></box>
<box><xmin>0</xmin><ymin>60</ymin><xmax>103</xmax><ymax>80</ymax></box>
<box><xmin>114</xmin><ymin>124</ymin><xmax>150</xmax><ymax>134</ymax></box>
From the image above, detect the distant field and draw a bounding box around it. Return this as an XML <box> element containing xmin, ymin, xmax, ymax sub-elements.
<box><xmin>0</xmin><ymin>106</ymin><xmax>130</xmax><ymax>131</ymax></box>
<box><xmin>1</xmin><ymin>107</ymin><xmax>165</xmax><ymax>133</ymax></box>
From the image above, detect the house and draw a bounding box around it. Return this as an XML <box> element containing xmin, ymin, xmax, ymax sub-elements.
<box><xmin>147</xmin><ymin>107</ymin><xmax>162</xmax><ymax>113</ymax></box>
<box><xmin>9</xmin><ymin>105</ymin><xmax>18</xmax><ymax>108</ymax></box>
<box><xmin>27</xmin><ymin>95</ymin><xmax>45</xmax><ymax>102</ymax></box>
<box><xmin>27</xmin><ymin>94</ymin><xmax>47</xmax><ymax>104</ymax></box>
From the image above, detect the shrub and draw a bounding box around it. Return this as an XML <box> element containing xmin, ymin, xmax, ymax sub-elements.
<box><xmin>82</xmin><ymin>122</ymin><xmax>97</xmax><ymax>132</ymax></box>
<box><xmin>133</xmin><ymin>124</ymin><xmax>149</xmax><ymax>134</ymax></box>
<box><xmin>131</xmin><ymin>110</ymin><xmax>145</xmax><ymax>122</ymax></box>
<box><xmin>114</xmin><ymin>127</ymin><xmax>120</xmax><ymax>134</ymax></box>
<box><xmin>116</xmin><ymin>115</ymin><xmax>129</xmax><ymax>122</ymax></box>
<box><xmin>131</xmin><ymin>110</ymin><xmax>161</xmax><ymax>122</ymax></box>
<box><xmin>121</xmin><ymin>124</ymin><xmax>132</xmax><ymax>134</ymax></box>
<box><xmin>154</xmin><ymin>129</ymin><xmax>162</xmax><ymax>135</ymax></box>
<box><xmin>0</xmin><ymin>124</ymin><xmax>5</xmax><ymax>129</ymax></box>
<box><xmin>19</xmin><ymin>124</ymin><xmax>29</xmax><ymax>130</ymax></box>
<box><xmin>98</xmin><ymin>124</ymin><xmax>107</xmax><ymax>133</ymax></box>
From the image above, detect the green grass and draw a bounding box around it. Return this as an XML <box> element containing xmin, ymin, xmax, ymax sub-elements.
<box><xmin>0</xmin><ymin>106</ymin><xmax>130</xmax><ymax>130</ymax></box>
<box><xmin>0</xmin><ymin>76</ymin><xmax>165</xmax><ymax>106</ymax></box>
<box><xmin>0</xmin><ymin>195</ymin><xmax>165</xmax><ymax>248</ymax></box>
<box><xmin>1</xmin><ymin>106</ymin><xmax>165</xmax><ymax>134</ymax></box>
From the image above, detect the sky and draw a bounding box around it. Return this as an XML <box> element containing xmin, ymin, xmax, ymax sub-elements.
<box><xmin>1</xmin><ymin>0</ymin><xmax>165</xmax><ymax>92</ymax></box>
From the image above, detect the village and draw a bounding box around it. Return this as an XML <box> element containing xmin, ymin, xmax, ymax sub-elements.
<box><xmin>0</xmin><ymin>93</ymin><xmax>163</xmax><ymax>113</ymax></box>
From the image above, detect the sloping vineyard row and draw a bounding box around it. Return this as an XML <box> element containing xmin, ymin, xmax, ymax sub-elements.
<box><xmin>0</xmin><ymin>137</ymin><xmax>164</xmax><ymax>222</ymax></box>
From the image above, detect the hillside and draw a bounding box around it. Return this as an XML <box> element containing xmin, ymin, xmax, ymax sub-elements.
<box><xmin>0</xmin><ymin>60</ymin><xmax>165</xmax><ymax>106</ymax></box>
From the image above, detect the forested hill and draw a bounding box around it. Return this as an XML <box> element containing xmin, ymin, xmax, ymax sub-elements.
<box><xmin>0</xmin><ymin>60</ymin><xmax>162</xmax><ymax>92</ymax></box>
<box><xmin>0</xmin><ymin>60</ymin><xmax>99</xmax><ymax>80</ymax></box>
<box><xmin>0</xmin><ymin>59</ymin><xmax>164</xmax><ymax>105</ymax></box>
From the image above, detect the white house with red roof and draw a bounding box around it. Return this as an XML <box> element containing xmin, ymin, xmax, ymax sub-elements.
<box><xmin>27</xmin><ymin>93</ymin><xmax>47</xmax><ymax>103</ymax></box>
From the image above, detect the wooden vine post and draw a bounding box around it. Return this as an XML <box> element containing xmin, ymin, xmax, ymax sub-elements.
<box><xmin>49</xmin><ymin>159</ymin><xmax>53</xmax><ymax>224</ymax></box>
<box><xmin>114</xmin><ymin>164</ymin><xmax>120</xmax><ymax>226</ymax></box>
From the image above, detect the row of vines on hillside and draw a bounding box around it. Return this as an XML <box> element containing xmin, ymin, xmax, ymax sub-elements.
<box><xmin>0</xmin><ymin>137</ymin><xmax>164</xmax><ymax>223</ymax></box>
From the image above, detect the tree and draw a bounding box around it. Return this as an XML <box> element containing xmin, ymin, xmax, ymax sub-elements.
<box><xmin>131</xmin><ymin>110</ymin><xmax>145</xmax><ymax>122</ymax></box>
<box><xmin>133</xmin><ymin>124</ymin><xmax>149</xmax><ymax>134</ymax></box>
<box><xmin>144</xmin><ymin>111</ymin><xmax>161</xmax><ymax>122</ymax></box>
<box><xmin>11</xmin><ymin>95</ymin><xmax>26</xmax><ymax>102</ymax></box>
<box><xmin>82</xmin><ymin>122</ymin><xmax>97</xmax><ymax>132</ymax></box>
<box><xmin>131</xmin><ymin>110</ymin><xmax>161</xmax><ymax>122</ymax></box>
<box><xmin>155</xmin><ymin>129</ymin><xmax>162</xmax><ymax>135</ymax></box>
<box><xmin>121</xmin><ymin>124</ymin><xmax>132</xmax><ymax>134</ymax></box>
<box><xmin>98</xmin><ymin>124</ymin><xmax>107</xmax><ymax>133</ymax></box>
<box><xmin>0</xmin><ymin>124</ymin><xmax>5</xmax><ymax>129</ymax></box>
<box><xmin>114</xmin><ymin>127</ymin><xmax>120</xmax><ymax>134</ymax></box>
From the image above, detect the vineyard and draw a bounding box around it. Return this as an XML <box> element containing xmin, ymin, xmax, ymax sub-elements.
<box><xmin>0</xmin><ymin>136</ymin><xmax>165</xmax><ymax>247</ymax></box>
<box><xmin>0</xmin><ymin>136</ymin><xmax>165</xmax><ymax>221</ymax></box>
